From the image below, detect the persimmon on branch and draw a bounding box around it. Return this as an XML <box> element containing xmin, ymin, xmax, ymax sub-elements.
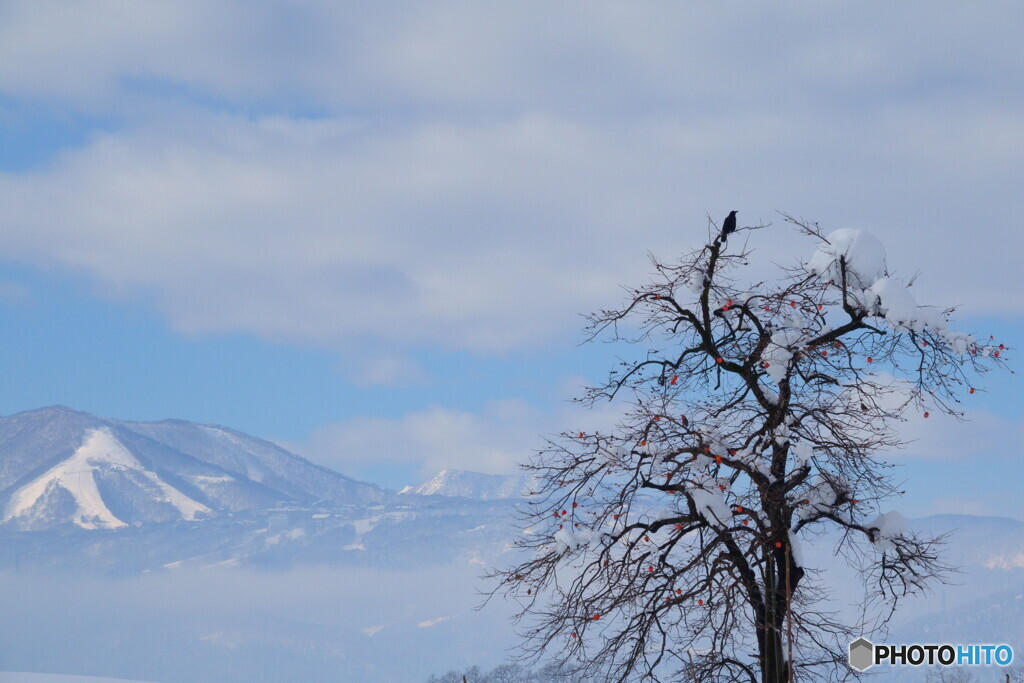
<box><xmin>490</xmin><ymin>216</ymin><xmax>1008</xmax><ymax>683</ymax></box>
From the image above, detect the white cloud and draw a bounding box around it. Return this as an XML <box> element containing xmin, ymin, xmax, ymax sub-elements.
<box><xmin>295</xmin><ymin>400</ymin><xmax>542</xmax><ymax>478</ymax></box>
<box><xmin>887</xmin><ymin>407</ymin><xmax>1024</xmax><ymax>461</ymax></box>
<box><xmin>291</xmin><ymin>395</ymin><xmax>622</xmax><ymax>479</ymax></box>
<box><xmin>0</xmin><ymin>111</ymin><xmax>723</xmax><ymax>351</ymax></box>
<box><xmin>3</xmin><ymin>2</ymin><xmax>1021</xmax><ymax>116</ymax></box>
<box><xmin>0</xmin><ymin>2</ymin><xmax>1021</xmax><ymax>353</ymax></box>
<box><xmin>344</xmin><ymin>353</ymin><xmax>429</xmax><ymax>388</ymax></box>
<box><xmin>1</xmin><ymin>107</ymin><xmax>1020</xmax><ymax>353</ymax></box>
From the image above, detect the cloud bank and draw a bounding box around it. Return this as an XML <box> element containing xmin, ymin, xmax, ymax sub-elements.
<box><xmin>0</xmin><ymin>1</ymin><xmax>1021</xmax><ymax>354</ymax></box>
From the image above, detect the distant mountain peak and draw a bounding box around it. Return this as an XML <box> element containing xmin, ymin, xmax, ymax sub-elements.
<box><xmin>3</xmin><ymin>427</ymin><xmax>210</xmax><ymax>530</ymax></box>
<box><xmin>400</xmin><ymin>469</ymin><xmax>534</xmax><ymax>500</ymax></box>
<box><xmin>13</xmin><ymin>404</ymin><xmax>100</xmax><ymax>419</ymax></box>
<box><xmin>0</xmin><ymin>407</ymin><xmax>385</xmax><ymax>531</ymax></box>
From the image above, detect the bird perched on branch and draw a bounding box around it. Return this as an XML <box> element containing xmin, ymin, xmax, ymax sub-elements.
<box><xmin>721</xmin><ymin>210</ymin><xmax>738</xmax><ymax>242</ymax></box>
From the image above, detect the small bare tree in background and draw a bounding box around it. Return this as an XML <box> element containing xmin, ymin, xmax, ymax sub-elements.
<box><xmin>492</xmin><ymin>217</ymin><xmax>1008</xmax><ymax>683</ymax></box>
<box><xmin>924</xmin><ymin>671</ymin><xmax>976</xmax><ymax>683</ymax></box>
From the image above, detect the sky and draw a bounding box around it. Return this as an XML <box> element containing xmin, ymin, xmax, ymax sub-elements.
<box><xmin>0</xmin><ymin>1</ymin><xmax>1022</xmax><ymax>518</ymax></box>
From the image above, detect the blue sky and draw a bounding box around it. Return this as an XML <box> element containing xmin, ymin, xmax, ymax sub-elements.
<box><xmin>0</xmin><ymin>1</ymin><xmax>1022</xmax><ymax>519</ymax></box>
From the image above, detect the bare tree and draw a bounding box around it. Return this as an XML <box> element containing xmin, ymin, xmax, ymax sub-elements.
<box><xmin>491</xmin><ymin>217</ymin><xmax>1008</xmax><ymax>683</ymax></box>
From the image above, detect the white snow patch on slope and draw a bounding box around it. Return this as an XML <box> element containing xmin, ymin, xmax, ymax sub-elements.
<box><xmin>189</xmin><ymin>474</ymin><xmax>235</xmax><ymax>484</ymax></box>
<box><xmin>344</xmin><ymin>516</ymin><xmax>381</xmax><ymax>551</ymax></box>
<box><xmin>2</xmin><ymin>428</ymin><xmax>210</xmax><ymax>529</ymax></box>
<box><xmin>265</xmin><ymin>528</ymin><xmax>306</xmax><ymax>547</ymax></box>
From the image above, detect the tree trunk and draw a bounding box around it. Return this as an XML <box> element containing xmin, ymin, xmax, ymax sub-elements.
<box><xmin>758</xmin><ymin>621</ymin><xmax>789</xmax><ymax>683</ymax></box>
<box><xmin>758</xmin><ymin>559</ymin><xmax>793</xmax><ymax>683</ymax></box>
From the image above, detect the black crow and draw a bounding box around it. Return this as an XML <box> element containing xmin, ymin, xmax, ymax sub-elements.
<box><xmin>721</xmin><ymin>210</ymin><xmax>738</xmax><ymax>241</ymax></box>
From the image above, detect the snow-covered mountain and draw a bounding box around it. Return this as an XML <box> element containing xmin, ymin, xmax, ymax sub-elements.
<box><xmin>0</xmin><ymin>406</ymin><xmax>384</xmax><ymax>530</ymax></box>
<box><xmin>399</xmin><ymin>468</ymin><xmax>534</xmax><ymax>500</ymax></box>
<box><xmin>0</xmin><ymin>407</ymin><xmax>520</xmax><ymax>577</ymax></box>
<box><xmin>4</xmin><ymin>426</ymin><xmax>211</xmax><ymax>530</ymax></box>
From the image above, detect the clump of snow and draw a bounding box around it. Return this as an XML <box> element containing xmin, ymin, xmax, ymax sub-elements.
<box><xmin>686</xmin><ymin>481</ymin><xmax>733</xmax><ymax>527</ymax></box>
<box><xmin>636</xmin><ymin>439</ymin><xmax>661</xmax><ymax>458</ymax></box>
<box><xmin>701</xmin><ymin>429</ymin><xmax>731</xmax><ymax>457</ymax></box>
<box><xmin>770</xmin><ymin>422</ymin><xmax>792</xmax><ymax>445</ymax></box>
<box><xmin>596</xmin><ymin>443</ymin><xmax>630</xmax><ymax>467</ymax></box>
<box><xmin>687</xmin><ymin>269</ymin><xmax>706</xmax><ymax>294</ymax></box>
<box><xmin>807</xmin><ymin>229</ymin><xmax>988</xmax><ymax>357</ymax></box>
<box><xmin>762</xmin><ymin>328</ymin><xmax>804</xmax><ymax>384</ymax></box>
<box><xmin>788</xmin><ymin>534</ymin><xmax>804</xmax><ymax>567</ymax></box>
<box><xmin>723</xmin><ymin>445</ymin><xmax>770</xmax><ymax>478</ymax></box>
<box><xmin>807</xmin><ymin>229</ymin><xmax>887</xmax><ymax>289</ymax></box>
<box><xmin>790</xmin><ymin>441</ymin><xmax>813</xmax><ymax>471</ymax></box>
<box><xmin>865</xmin><ymin>278</ymin><xmax>921</xmax><ymax>332</ymax></box>
<box><xmin>554</xmin><ymin>526</ymin><xmax>604</xmax><ymax>554</ymax></box>
<box><xmin>795</xmin><ymin>476</ymin><xmax>843</xmax><ymax>522</ymax></box>
<box><xmin>943</xmin><ymin>330</ymin><xmax>977</xmax><ymax>355</ymax></box>
<box><xmin>689</xmin><ymin>428</ymin><xmax>735</xmax><ymax>469</ymax></box>
<box><xmin>651</xmin><ymin>507</ymin><xmax>677</xmax><ymax>523</ymax></box>
<box><xmin>866</xmin><ymin>510</ymin><xmax>907</xmax><ymax>552</ymax></box>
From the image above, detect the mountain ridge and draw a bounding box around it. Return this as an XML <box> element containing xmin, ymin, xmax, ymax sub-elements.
<box><xmin>399</xmin><ymin>468</ymin><xmax>534</xmax><ymax>500</ymax></box>
<box><xmin>0</xmin><ymin>406</ymin><xmax>385</xmax><ymax>530</ymax></box>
